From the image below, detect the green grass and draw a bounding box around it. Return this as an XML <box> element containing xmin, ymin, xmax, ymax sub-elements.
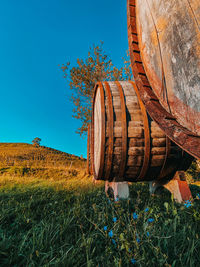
<box><xmin>0</xmin><ymin>174</ymin><xmax>200</xmax><ymax>267</ymax></box>
<box><xmin>0</xmin><ymin>143</ymin><xmax>200</xmax><ymax>266</ymax></box>
<box><xmin>0</xmin><ymin>143</ymin><xmax>86</xmax><ymax>169</ymax></box>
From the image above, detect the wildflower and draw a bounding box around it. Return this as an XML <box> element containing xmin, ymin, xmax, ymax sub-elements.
<box><xmin>144</xmin><ymin>208</ymin><xmax>149</xmax><ymax>212</ymax></box>
<box><xmin>147</xmin><ymin>231</ymin><xmax>150</xmax><ymax>237</ymax></box>
<box><xmin>136</xmin><ymin>233</ymin><xmax>140</xmax><ymax>243</ymax></box>
<box><xmin>131</xmin><ymin>258</ymin><xmax>136</xmax><ymax>264</ymax></box>
<box><xmin>115</xmin><ymin>197</ymin><xmax>119</xmax><ymax>202</ymax></box>
<box><xmin>133</xmin><ymin>212</ymin><xmax>138</xmax><ymax>220</ymax></box>
<box><xmin>111</xmin><ymin>239</ymin><xmax>116</xmax><ymax>246</ymax></box>
<box><xmin>113</xmin><ymin>217</ymin><xmax>117</xmax><ymax>223</ymax></box>
<box><xmin>197</xmin><ymin>193</ymin><xmax>200</xmax><ymax>199</ymax></box>
<box><xmin>103</xmin><ymin>226</ymin><xmax>108</xmax><ymax>231</ymax></box>
<box><xmin>136</xmin><ymin>238</ymin><xmax>140</xmax><ymax>243</ymax></box>
<box><xmin>184</xmin><ymin>200</ymin><xmax>192</xmax><ymax>208</ymax></box>
<box><xmin>148</xmin><ymin>218</ymin><xmax>154</xmax><ymax>223</ymax></box>
<box><xmin>108</xmin><ymin>199</ymin><xmax>111</xmax><ymax>204</ymax></box>
<box><xmin>108</xmin><ymin>230</ymin><xmax>113</xmax><ymax>237</ymax></box>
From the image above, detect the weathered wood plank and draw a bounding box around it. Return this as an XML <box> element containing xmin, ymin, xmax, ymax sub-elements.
<box><xmin>136</xmin><ymin>0</ymin><xmax>200</xmax><ymax>135</ymax></box>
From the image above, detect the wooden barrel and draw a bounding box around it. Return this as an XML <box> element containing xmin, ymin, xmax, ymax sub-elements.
<box><xmin>87</xmin><ymin>124</ymin><xmax>93</xmax><ymax>175</ymax></box>
<box><xmin>91</xmin><ymin>81</ymin><xmax>192</xmax><ymax>182</ymax></box>
<box><xmin>127</xmin><ymin>0</ymin><xmax>200</xmax><ymax>159</ymax></box>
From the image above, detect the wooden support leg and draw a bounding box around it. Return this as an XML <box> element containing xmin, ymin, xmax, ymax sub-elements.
<box><xmin>149</xmin><ymin>181</ymin><xmax>162</xmax><ymax>194</ymax></box>
<box><xmin>105</xmin><ymin>181</ymin><xmax>129</xmax><ymax>200</ymax></box>
<box><xmin>149</xmin><ymin>171</ymin><xmax>192</xmax><ymax>203</ymax></box>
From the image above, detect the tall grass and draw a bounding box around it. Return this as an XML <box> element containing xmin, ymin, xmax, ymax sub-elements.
<box><xmin>0</xmin><ymin>143</ymin><xmax>200</xmax><ymax>266</ymax></box>
<box><xmin>0</xmin><ymin>173</ymin><xmax>200</xmax><ymax>267</ymax></box>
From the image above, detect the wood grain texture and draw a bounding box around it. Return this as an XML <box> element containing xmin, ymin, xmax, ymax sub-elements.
<box><xmin>136</xmin><ymin>0</ymin><xmax>200</xmax><ymax>135</ymax></box>
<box><xmin>92</xmin><ymin>83</ymin><xmax>105</xmax><ymax>180</ymax></box>
<box><xmin>92</xmin><ymin>81</ymin><xmax>191</xmax><ymax>182</ymax></box>
<box><xmin>127</xmin><ymin>0</ymin><xmax>200</xmax><ymax>160</ymax></box>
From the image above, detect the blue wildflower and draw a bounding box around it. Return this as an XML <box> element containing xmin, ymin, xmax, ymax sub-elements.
<box><xmin>197</xmin><ymin>193</ymin><xmax>200</xmax><ymax>199</ymax></box>
<box><xmin>131</xmin><ymin>258</ymin><xmax>136</xmax><ymax>264</ymax></box>
<box><xmin>147</xmin><ymin>231</ymin><xmax>150</xmax><ymax>237</ymax></box>
<box><xmin>108</xmin><ymin>230</ymin><xmax>113</xmax><ymax>237</ymax></box>
<box><xmin>184</xmin><ymin>200</ymin><xmax>192</xmax><ymax>208</ymax></box>
<box><xmin>145</xmin><ymin>208</ymin><xmax>149</xmax><ymax>212</ymax></box>
<box><xmin>111</xmin><ymin>239</ymin><xmax>116</xmax><ymax>246</ymax></box>
<box><xmin>135</xmin><ymin>233</ymin><xmax>140</xmax><ymax>243</ymax></box>
<box><xmin>103</xmin><ymin>226</ymin><xmax>108</xmax><ymax>231</ymax></box>
<box><xmin>136</xmin><ymin>238</ymin><xmax>140</xmax><ymax>243</ymax></box>
<box><xmin>148</xmin><ymin>218</ymin><xmax>154</xmax><ymax>223</ymax></box>
<box><xmin>113</xmin><ymin>217</ymin><xmax>117</xmax><ymax>223</ymax></box>
<box><xmin>115</xmin><ymin>197</ymin><xmax>119</xmax><ymax>202</ymax></box>
<box><xmin>133</xmin><ymin>212</ymin><xmax>138</xmax><ymax>220</ymax></box>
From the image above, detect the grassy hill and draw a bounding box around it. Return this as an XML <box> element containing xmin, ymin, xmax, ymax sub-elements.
<box><xmin>0</xmin><ymin>143</ymin><xmax>200</xmax><ymax>266</ymax></box>
<box><xmin>0</xmin><ymin>143</ymin><xmax>86</xmax><ymax>180</ymax></box>
<box><xmin>0</xmin><ymin>142</ymin><xmax>85</xmax><ymax>167</ymax></box>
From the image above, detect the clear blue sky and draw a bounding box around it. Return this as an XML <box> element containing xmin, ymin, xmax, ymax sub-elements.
<box><xmin>0</xmin><ymin>0</ymin><xmax>128</xmax><ymax>158</ymax></box>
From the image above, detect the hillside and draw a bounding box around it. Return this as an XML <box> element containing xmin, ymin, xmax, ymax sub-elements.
<box><xmin>0</xmin><ymin>143</ymin><xmax>86</xmax><ymax>179</ymax></box>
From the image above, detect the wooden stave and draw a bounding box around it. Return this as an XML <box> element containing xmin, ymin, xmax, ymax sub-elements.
<box><xmin>110</xmin><ymin>81</ymin><xmax>167</xmax><ymax>181</ymax></box>
<box><xmin>92</xmin><ymin>81</ymin><xmax>189</xmax><ymax>182</ymax></box>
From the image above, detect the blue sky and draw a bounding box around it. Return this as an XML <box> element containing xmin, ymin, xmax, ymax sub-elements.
<box><xmin>0</xmin><ymin>0</ymin><xmax>128</xmax><ymax>157</ymax></box>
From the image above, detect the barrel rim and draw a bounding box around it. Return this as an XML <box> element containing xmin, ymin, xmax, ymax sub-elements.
<box><xmin>92</xmin><ymin>82</ymin><xmax>106</xmax><ymax>180</ymax></box>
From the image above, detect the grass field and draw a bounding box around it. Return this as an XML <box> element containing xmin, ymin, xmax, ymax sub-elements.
<box><xmin>0</xmin><ymin>144</ymin><xmax>200</xmax><ymax>266</ymax></box>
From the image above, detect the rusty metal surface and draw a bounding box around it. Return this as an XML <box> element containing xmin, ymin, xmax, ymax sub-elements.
<box><xmin>103</xmin><ymin>82</ymin><xmax>114</xmax><ymax>181</ymax></box>
<box><xmin>115</xmin><ymin>81</ymin><xmax>128</xmax><ymax>180</ymax></box>
<box><xmin>127</xmin><ymin>0</ymin><xmax>200</xmax><ymax>160</ymax></box>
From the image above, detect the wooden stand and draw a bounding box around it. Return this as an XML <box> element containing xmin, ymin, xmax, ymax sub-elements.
<box><xmin>105</xmin><ymin>181</ymin><xmax>129</xmax><ymax>200</ymax></box>
<box><xmin>149</xmin><ymin>171</ymin><xmax>192</xmax><ymax>203</ymax></box>
<box><xmin>104</xmin><ymin>172</ymin><xmax>192</xmax><ymax>203</ymax></box>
